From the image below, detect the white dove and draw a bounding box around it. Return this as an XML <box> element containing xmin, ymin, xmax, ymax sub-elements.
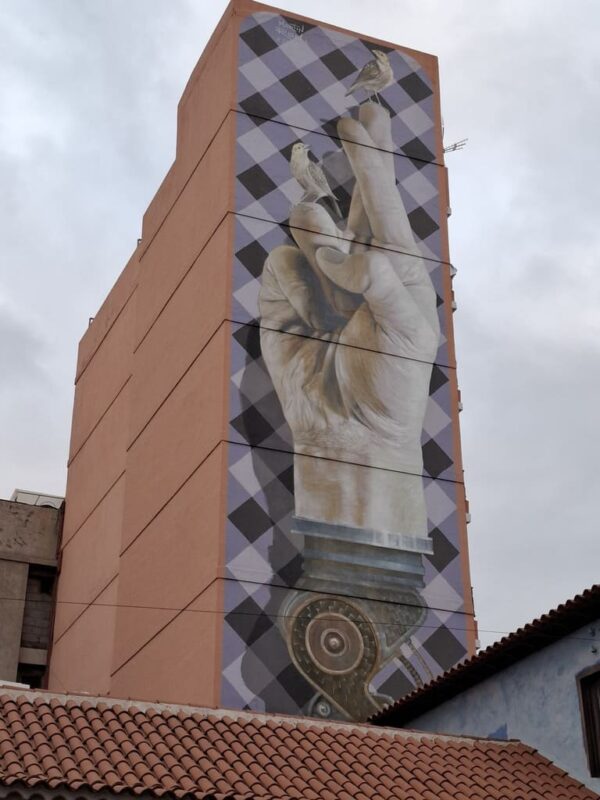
<box><xmin>290</xmin><ymin>143</ymin><xmax>342</xmax><ymax>217</ymax></box>
<box><xmin>345</xmin><ymin>50</ymin><xmax>394</xmax><ymax>103</ymax></box>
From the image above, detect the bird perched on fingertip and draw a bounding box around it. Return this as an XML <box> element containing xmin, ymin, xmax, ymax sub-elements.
<box><xmin>345</xmin><ymin>50</ymin><xmax>394</xmax><ymax>103</ymax></box>
<box><xmin>290</xmin><ymin>142</ymin><xmax>342</xmax><ymax>217</ymax></box>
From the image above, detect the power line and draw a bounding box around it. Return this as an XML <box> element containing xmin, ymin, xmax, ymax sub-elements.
<box><xmin>3</xmin><ymin>593</ymin><xmax>598</xmax><ymax>642</ymax></box>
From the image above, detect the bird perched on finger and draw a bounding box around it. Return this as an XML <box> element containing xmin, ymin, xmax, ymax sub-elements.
<box><xmin>290</xmin><ymin>142</ymin><xmax>342</xmax><ymax>217</ymax></box>
<box><xmin>345</xmin><ymin>50</ymin><xmax>394</xmax><ymax>103</ymax></box>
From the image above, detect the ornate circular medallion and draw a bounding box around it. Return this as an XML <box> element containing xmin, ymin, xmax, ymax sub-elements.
<box><xmin>305</xmin><ymin>612</ymin><xmax>365</xmax><ymax>674</ymax></box>
<box><xmin>289</xmin><ymin>596</ymin><xmax>379</xmax><ymax>713</ymax></box>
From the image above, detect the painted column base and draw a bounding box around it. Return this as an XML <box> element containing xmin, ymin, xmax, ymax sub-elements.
<box><xmin>278</xmin><ymin>517</ymin><xmax>432</xmax><ymax>720</ymax></box>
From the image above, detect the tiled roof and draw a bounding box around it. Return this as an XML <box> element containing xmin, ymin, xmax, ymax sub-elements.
<box><xmin>0</xmin><ymin>689</ymin><xmax>598</xmax><ymax>800</ymax></box>
<box><xmin>371</xmin><ymin>584</ymin><xmax>600</xmax><ymax>727</ymax></box>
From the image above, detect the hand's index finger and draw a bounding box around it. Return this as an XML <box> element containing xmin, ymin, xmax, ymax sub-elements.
<box><xmin>358</xmin><ymin>103</ymin><xmax>396</xmax><ymax>181</ymax></box>
<box><xmin>337</xmin><ymin>116</ymin><xmax>416</xmax><ymax>253</ymax></box>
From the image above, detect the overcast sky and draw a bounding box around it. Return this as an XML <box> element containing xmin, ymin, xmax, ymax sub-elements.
<box><xmin>2</xmin><ymin>0</ymin><xmax>599</xmax><ymax>649</ymax></box>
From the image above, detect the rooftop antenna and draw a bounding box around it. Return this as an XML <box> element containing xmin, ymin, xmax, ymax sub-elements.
<box><xmin>444</xmin><ymin>137</ymin><xmax>468</xmax><ymax>154</ymax></box>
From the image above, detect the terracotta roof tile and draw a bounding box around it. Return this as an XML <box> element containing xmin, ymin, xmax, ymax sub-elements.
<box><xmin>0</xmin><ymin>689</ymin><xmax>598</xmax><ymax>800</ymax></box>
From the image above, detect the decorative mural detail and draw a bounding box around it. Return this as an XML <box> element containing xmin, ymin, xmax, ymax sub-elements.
<box><xmin>221</xmin><ymin>11</ymin><xmax>469</xmax><ymax>720</ymax></box>
<box><xmin>345</xmin><ymin>50</ymin><xmax>394</xmax><ymax>103</ymax></box>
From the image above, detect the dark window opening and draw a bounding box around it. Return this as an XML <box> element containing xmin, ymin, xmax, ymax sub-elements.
<box><xmin>20</xmin><ymin>565</ymin><xmax>56</xmax><ymax>650</ymax></box>
<box><xmin>579</xmin><ymin>668</ymin><xmax>600</xmax><ymax>777</ymax></box>
<box><xmin>16</xmin><ymin>663</ymin><xmax>46</xmax><ymax>689</ymax></box>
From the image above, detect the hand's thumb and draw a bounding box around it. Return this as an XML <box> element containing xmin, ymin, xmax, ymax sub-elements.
<box><xmin>315</xmin><ymin>246</ymin><xmax>384</xmax><ymax>294</ymax></box>
<box><xmin>317</xmin><ymin>246</ymin><xmax>433</xmax><ymax>350</ymax></box>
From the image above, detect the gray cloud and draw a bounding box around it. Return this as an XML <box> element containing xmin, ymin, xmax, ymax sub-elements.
<box><xmin>2</xmin><ymin>0</ymin><xmax>598</xmax><ymax>646</ymax></box>
<box><xmin>0</xmin><ymin>304</ymin><xmax>47</xmax><ymax>386</ymax></box>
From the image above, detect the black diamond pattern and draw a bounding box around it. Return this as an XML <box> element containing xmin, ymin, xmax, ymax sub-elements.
<box><xmin>263</xmin><ymin>476</ymin><xmax>294</xmax><ymax>521</ymax></box>
<box><xmin>408</xmin><ymin>206</ymin><xmax>439</xmax><ymax>240</ymax></box>
<box><xmin>239</xmin><ymin>93</ymin><xmax>278</xmax><ymax>123</ymax></box>
<box><xmin>276</xmin><ymin>464</ymin><xmax>294</xmax><ymax>494</ymax></box>
<box><xmin>231</xmin><ymin>405</ymin><xmax>275</xmax><ymax>446</ymax></box>
<box><xmin>225</xmin><ymin>596</ymin><xmax>274</xmax><ymax>646</ymax></box>
<box><xmin>429</xmin><ymin>364</ymin><xmax>449</xmax><ymax>394</ymax></box>
<box><xmin>401</xmin><ymin>137</ymin><xmax>436</xmax><ymax>166</ymax></box>
<box><xmin>379</xmin><ymin>667</ymin><xmax>415</xmax><ymax>700</ymax></box>
<box><xmin>281</xmin><ymin>70</ymin><xmax>319</xmax><ymax>102</ymax></box>
<box><xmin>276</xmin><ymin>662</ymin><xmax>315</xmax><ymax>706</ymax></box>
<box><xmin>233</xmin><ymin>324</ymin><xmax>262</xmax><ymax>360</ymax></box>
<box><xmin>426</xmin><ymin>528</ymin><xmax>459</xmax><ymax>573</ymax></box>
<box><xmin>399</xmin><ymin>72</ymin><xmax>433</xmax><ymax>102</ymax></box>
<box><xmin>238</xmin><ymin>164</ymin><xmax>277</xmax><ymax>200</ymax></box>
<box><xmin>422</xmin><ymin>438</ymin><xmax>453</xmax><ymax>478</ymax></box>
<box><xmin>274</xmin><ymin>552</ymin><xmax>303</xmax><ymax>586</ymax></box>
<box><xmin>422</xmin><ymin>625</ymin><xmax>466</xmax><ymax>672</ymax></box>
<box><xmin>319</xmin><ymin>116</ymin><xmax>342</xmax><ymax>140</ymax></box>
<box><xmin>228</xmin><ymin>497</ymin><xmax>273</xmax><ymax>543</ymax></box>
<box><xmin>320</xmin><ymin>50</ymin><xmax>357</xmax><ymax>81</ymax></box>
<box><xmin>240</xmin><ymin>25</ymin><xmax>279</xmax><ymax>57</ymax></box>
<box><xmin>236</xmin><ymin>240</ymin><xmax>269</xmax><ymax>279</ymax></box>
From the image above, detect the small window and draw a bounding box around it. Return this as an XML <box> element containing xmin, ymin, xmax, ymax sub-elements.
<box><xmin>16</xmin><ymin>663</ymin><xmax>46</xmax><ymax>689</ymax></box>
<box><xmin>579</xmin><ymin>668</ymin><xmax>600</xmax><ymax>777</ymax></box>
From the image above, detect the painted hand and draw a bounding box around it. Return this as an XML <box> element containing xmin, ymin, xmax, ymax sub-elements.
<box><xmin>258</xmin><ymin>103</ymin><xmax>440</xmax><ymax>537</ymax></box>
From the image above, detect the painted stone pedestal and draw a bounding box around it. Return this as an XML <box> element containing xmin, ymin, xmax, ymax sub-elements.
<box><xmin>280</xmin><ymin>517</ymin><xmax>432</xmax><ymax>719</ymax></box>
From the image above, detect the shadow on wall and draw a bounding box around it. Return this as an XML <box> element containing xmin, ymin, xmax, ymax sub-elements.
<box><xmin>236</xmin><ymin>327</ymin><xmax>315</xmax><ymax>713</ymax></box>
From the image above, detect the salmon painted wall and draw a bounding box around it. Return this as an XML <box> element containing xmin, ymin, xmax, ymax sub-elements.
<box><xmin>49</xmin><ymin>251</ymin><xmax>139</xmax><ymax>696</ymax></box>
<box><xmin>49</xmin><ymin>4</ymin><xmax>241</xmax><ymax>704</ymax></box>
<box><xmin>50</xmin><ymin>1</ymin><xmax>475</xmax><ymax>718</ymax></box>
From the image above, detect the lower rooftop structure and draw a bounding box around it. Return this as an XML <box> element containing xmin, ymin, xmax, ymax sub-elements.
<box><xmin>0</xmin><ymin>495</ymin><xmax>63</xmax><ymax>688</ymax></box>
<box><xmin>0</xmin><ymin>686</ymin><xmax>597</xmax><ymax>800</ymax></box>
<box><xmin>371</xmin><ymin>585</ymin><xmax>600</xmax><ymax>793</ymax></box>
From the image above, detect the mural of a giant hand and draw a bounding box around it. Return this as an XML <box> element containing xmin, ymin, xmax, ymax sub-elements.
<box><xmin>259</xmin><ymin>103</ymin><xmax>440</xmax><ymax>539</ymax></box>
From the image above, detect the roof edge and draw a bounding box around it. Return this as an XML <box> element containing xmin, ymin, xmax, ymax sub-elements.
<box><xmin>371</xmin><ymin>584</ymin><xmax>600</xmax><ymax>726</ymax></box>
<box><xmin>0</xmin><ymin>686</ymin><xmax>520</xmax><ymax>747</ymax></box>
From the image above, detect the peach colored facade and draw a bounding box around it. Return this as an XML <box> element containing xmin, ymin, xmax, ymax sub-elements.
<box><xmin>49</xmin><ymin>6</ymin><xmax>239</xmax><ymax>703</ymax></box>
<box><xmin>49</xmin><ymin>0</ymin><xmax>475</xmax><ymax>713</ymax></box>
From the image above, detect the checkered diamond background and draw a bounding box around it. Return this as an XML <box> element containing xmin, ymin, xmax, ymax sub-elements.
<box><xmin>221</xmin><ymin>12</ymin><xmax>469</xmax><ymax>717</ymax></box>
<box><xmin>237</xmin><ymin>12</ymin><xmax>439</xmax><ymax>165</ymax></box>
<box><xmin>232</xmin><ymin>215</ymin><xmax>452</xmax><ymax>368</ymax></box>
<box><xmin>235</xmin><ymin>113</ymin><xmax>443</xmax><ymax>265</ymax></box>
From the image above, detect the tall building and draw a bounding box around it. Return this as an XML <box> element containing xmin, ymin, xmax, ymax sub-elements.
<box><xmin>49</xmin><ymin>0</ymin><xmax>475</xmax><ymax>720</ymax></box>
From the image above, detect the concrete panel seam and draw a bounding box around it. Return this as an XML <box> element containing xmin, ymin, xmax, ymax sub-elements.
<box><xmin>223</xmin><ymin>574</ymin><xmax>476</xmax><ymax>623</ymax></box>
<box><xmin>128</xmin><ymin>318</ymin><xmax>230</xmax><ymax>450</ymax></box>
<box><xmin>68</xmin><ymin>375</ymin><xmax>132</xmax><ymax>467</ymax></box>
<box><xmin>234</xmin><ymin>316</ymin><xmax>457</xmax><ymax>370</ymax></box>
<box><xmin>109</xmin><ymin>574</ymin><xmax>222</xmax><ymax>678</ymax></box>
<box><xmin>119</xmin><ymin>439</ymin><xmax>224</xmax><ymax>558</ymax></box>
<box><xmin>235</xmin><ymin>208</ymin><xmax>454</xmax><ymax>270</ymax></box>
<box><xmin>225</xmin><ymin>438</ymin><xmax>465</xmax><ymax>486</ymax></box>
<box><xmin>236</xmin><ymin>109</ymin><xmax>446</xmax><ymax>168</ymax></box>
<box><xmin>76</xmin><ymin>282</ymin><xmax>138</xmax><ymax>384</ymax></box>
<box><xmin>62</xmin><ymin>470</ymin><xmax>125</xmax><ymax>548</ymax></box>
<box><xmin>130</xmin><ymin>313</ymin><xmax>455</xmax><ymax>455</ymax></box>
<box><xmin>52</xmin><ymin>574</ymin><xmax>119</xmax><ymax>647</ymax></box>
<box><xmin>138</xmin><ymin>111</ymin><xmax>234</xmax><ymax>261</ymax></box>
<box><xmin>134</xmin><ymin>209</ymin><xmax>230</xmax><ymax>354</ymax></box>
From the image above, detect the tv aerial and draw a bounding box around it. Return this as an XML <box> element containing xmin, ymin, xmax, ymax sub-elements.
<box><xmin>443</xmin><ymin>138</ymin><xmax>468</xmax><ymax>154</ymax></box>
